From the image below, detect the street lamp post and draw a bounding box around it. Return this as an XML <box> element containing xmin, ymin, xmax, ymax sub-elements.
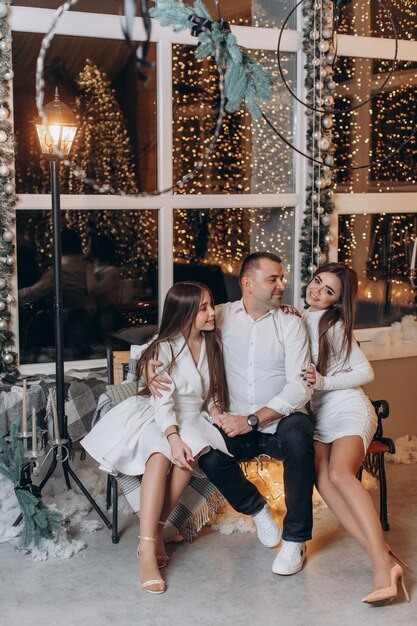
<box><xmin>31</xmin><ymin>89</ymin><xmax>114</xmax><ymax>538</ymax></box>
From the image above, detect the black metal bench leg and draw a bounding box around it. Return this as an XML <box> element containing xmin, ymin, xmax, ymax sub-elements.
<box><xmin>111</xmin><ymin>475</ymin><xmax>119</xmax><ymax>544</ymax></box>
<box><xmin>106</xmin><ymin>474</ymin><xmax>112</xmax><ymax>511</ymax></box>
<box><xmin>378</xmin><ymin>453</ymin><xmax>390</xmax><ymax>531</ymax></box>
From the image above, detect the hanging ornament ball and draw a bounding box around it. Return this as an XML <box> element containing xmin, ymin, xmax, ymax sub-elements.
<box><xmin>322</xmin><ymin>165</ymin><xmax>331</xmax><ymax>175</ymax></box>
<box><xmin>327</xmin><ymin>80</ymin><xmax>337</xmax><ymax>91</ymax></box>
<box><xmin>318</xmin><ymin>41</ymin><xmax>330</xmax><ymax>53</ymax></box>
<box><xmin>310</xmin><ymin>30</ymin><xmax>320</xmax><ymax>40</ymax></box>
<box><xmin>4</xmin><ymin>70</ymin><xmax>14</xmax><ymax>81</ymax></box>
<box><xmin>0</xmin><ymin>319</ymin><xmax>8</xmax><ymax>331</ymax></box>
<box><xmin>324</xmin><ymin>155</ymin><xmax>335</xmax><ymax>166</ymax></box>
<box><xmin>322</xmin><ymin>28</ymin><xmax>332</xmax><ymax>40</ymax></box>
<box><xmin>324</xmin><ymin>233</ymin><xmax>333</xmax><ymax>243</ymax></box>
<box><xmin>6</xmin><ymin>294</ymin><xmax>14</xmax><ymax>304</ymax></box>
<box><xmin>313</xmin><ymin>130</ymin><xmax>322</xmax><ymax>141</ymax></box>
<box><xmin>0</xmin><ymin>4</ymin><xmax>8</xmax><ymax>19</ymax></box>
<box><xmin>313</xmin><ymin>245</ymin><xmax>321</xmax><ymax>254</ymax></box>
<box><xmin>0</xmin><ymin>278</ymin><xmax>6</xmax><ymax>290</ymax></box>
<box><xmin>312</xmin><ymin>192</ymin><xmax>320</xmax><ymax>202</ymax></box>
<box><xmin>0</xmin><ymin>41</ymin><xmax>11</xmax><ymax>52</ymax></box>
<box><xmin>4</xmin><ymin>182</ymin><xmax>15</xmax><ymax>195</ymax></box>
<box><xmin>5</xmin><ymin>255</ymin><xmax>13</xmax><ymax>266</ymax></box>
<box><xmin>320</xmin><ymin>68</ymin><xmax>327</xmax><ymax>78</ymax></box>
<box><xmin>322</xmin><ymin>94</ymin><xmax>334</xmax><ymax>108</ymax></box>
<box><xmin>3</xmin><ymin>353</ymin><xmax>14</xmax><ymax>365</ymax></box>
<box><xmin>318</xmin><ymin>137</ymin><xmax>331</xmax><ymax>151</ymax></box>
<box><xmin>2</xmin><ymin>229</ymin><xmax>13</xmax><ymax>243</ymax></box>
<box><xmin>0</xmin><ymin>130</ymin><xmax>8</xmax><ymax>143</ymax></box>
<box><xmin>308</xmin><ymin>263</ymin><xmax>317</xmax><ymax>274</ymax></box>
<box><xmin>326</xmin><ymin>189</ymin><xmax>334</xmax><ymax>198</ymax></box>
<box><xmin>326</xmin><ymin>52</ymin><xmax>335</xmax><ymax>64</ymax></box>
<box><xmin>315</xmin><ymin>178</ymin><xmax>325</xmax><ymax>189</ymax></box>
<box><xmin>318</xmin><ymin>253</ymin><xmax>327</xmax><ymax>265</ymax></box>
<box><xmin>312</xmin><ymin>58</ymin><xmax>321</xmax><ymax>67</ymax></box>
<box><xmin>321</xmin><ymin>214</ymin><xmax>331</xmax><ymax>226</ymax></box>
<box><xmin>0</xmin><ymin>302</ymin><xmax>5</xmax><ymax>311</ymax></box>
<box><xmin>0</xmin><ymin>106</ymin><xmax>9</xmax><ymax>120</ymax></box>
<box><xmin>312</xmin><ymin>218</ymin><xmax>320</xmax><ymax>228</ymax></box>
<box><xmin>0</xmin><ymin>164</ymin><xmax>10</xmax><ymax>176</ymax></box>
<box><xmin>316</xmin><ymin>206</ymin><xmax>325</xmax><ymax>215</ymax></box>
<box><xmin>315</xmin><ymin>80</ymin><xmax>324</xmax><ymax>91</ymax></box>
<box><xmin>322</xmin><ymin>116</ymin><xmax>333</xmax><ymax>129</ymax></box>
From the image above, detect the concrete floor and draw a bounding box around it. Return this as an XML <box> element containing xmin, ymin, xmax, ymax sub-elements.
<box><xmin>1</xmin><ymin>463</ymin><xmax>415</xmax><ymax>626</ymax></box>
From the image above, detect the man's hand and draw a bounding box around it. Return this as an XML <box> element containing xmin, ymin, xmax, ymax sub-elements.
<box><xmin>280</xmin><ymin>304</ymin><xmax>301</xmax><ymax>317</ymax></box>
<box><xmin>146</xmin><ymin>359</ymin><xmax>172</xmax><ymax>397</ymax></box>
<box><xmin>217</xmin><ymin>412</ymin><xmax>252</xmax><ymax>437</ymax></box>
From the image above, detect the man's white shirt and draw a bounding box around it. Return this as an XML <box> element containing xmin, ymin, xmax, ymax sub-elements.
<box><xmin>216</xmin><ymin>300</ymin><xmax>312</xmax><ymax>434</ymax></box>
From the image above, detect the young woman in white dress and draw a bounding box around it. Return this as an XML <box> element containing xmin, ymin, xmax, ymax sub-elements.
<box><xmin>302</xmin><ymin>263</ymin><xmax>409</xmax><ymax>606</ymax></box>
<box><xmin>82</xmin><ymin>282</ymin><xmax>231</xmax><ymax>595</ymax></box>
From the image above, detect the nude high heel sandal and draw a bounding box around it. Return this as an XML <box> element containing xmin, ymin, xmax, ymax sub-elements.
<box><xmin>362</xmin><ymin>564</ymin><xmax>410</xmax><ymax>606</ymax></box>
<box><xmin>156</xmin><ymin>521</ymin><xmax>169</xmax><ymax>569</ymax></box>
<box><xmin>137</xmin><ymin>536</ymin><xmax>166</xmax><ymax>595</ymax></box>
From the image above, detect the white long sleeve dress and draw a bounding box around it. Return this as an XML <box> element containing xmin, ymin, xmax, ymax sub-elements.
<box><xmin>303</xmin><ymin>309</ymin><xmax>377</xmax><ymax>451</ymax></box>
<box><xmin>81</xmin><ymin>335</ymin><xmax>231</xmax><ymax>476</ymax></box>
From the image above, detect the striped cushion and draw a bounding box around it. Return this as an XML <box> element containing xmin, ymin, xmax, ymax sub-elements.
<box><xmin>105</xmin><ymin>381</ymin><xmax>137</xmax><ymax>406</ymax></box>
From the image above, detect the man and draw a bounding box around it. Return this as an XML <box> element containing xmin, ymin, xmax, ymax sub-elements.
<box><xmin>152</xmin><ymin>252</ymin><xmax>314</xmax><ymax>575</ymax></box>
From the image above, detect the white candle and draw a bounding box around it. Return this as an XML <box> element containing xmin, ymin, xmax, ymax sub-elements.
<box><xmin>22</xmin><ymin>379</ymin><xmax>27</xmax><ymax>433</ymax></box>
<box><xmin>32</xmin><ymin>407</ymin><xmax>37</xmax><ymax>454</ymax></box>
<box><xmin>50</xmin><ymin>388</ymin><xmax>59</xmax><ymax>440</ymax></box>
<box><xmin>411</xmin><ymin>237</ymin><xmax>417</xmax><ymax>272</ymax></box>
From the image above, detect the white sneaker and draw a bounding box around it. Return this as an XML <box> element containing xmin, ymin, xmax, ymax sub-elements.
<box><xmin>252</xmin><ymin>505</ymin><xmax>282</xmax><ymax>548</ymax></box>
<box><xmin>272</xmin><ymin>540</ymin><xmax>307</xmax><ymax>575</ymax></box>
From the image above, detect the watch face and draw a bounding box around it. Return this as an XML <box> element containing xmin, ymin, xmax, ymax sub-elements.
<box><xmin>248</xmin><ymin>414</ymin><xmax>258</xmax><ymax>428</ymax></box>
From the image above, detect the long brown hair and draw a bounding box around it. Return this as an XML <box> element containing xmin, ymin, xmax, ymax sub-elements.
<box><xmin>310</xmin><ymin>263</ymin><xmax>358</xmax><ymax>375</ymax></box>
<box><xmin>136</xmin><ymin>281</ymin><xmax>229</xmax><ymax>412</ymax></box>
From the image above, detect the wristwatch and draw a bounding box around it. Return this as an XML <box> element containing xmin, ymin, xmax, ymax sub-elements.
<box><xmin>247</xmin><ymin>413</ymin><xmax>259</xmax><ymax>430</ymax></box>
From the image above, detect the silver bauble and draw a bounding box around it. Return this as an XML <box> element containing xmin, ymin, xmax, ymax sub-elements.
<box><xmin>2</xmin><ymin>230</ymin><xmax>13</xmax><ymax>242</ymax></box>
<box><xmin>318</xmin><ymin>41</ymin><xmax>330</xmax><ymax>53</ymax></box>
<box><xmin>322</xmin><ymin>116</ymin><xmax>333</xmax><ymax>129</ymax></box>
<box><xmin>320</xmin><ymin>68</ymin><xmax>327</xmax><ymax>78</ymax></box>
<box><xmin>326</xmin><ymin>189</ymin><xmax>334</xmax><ymax>198</ymax></box>
<box><xmin>324</xmin><ymin>233</ymin><xmax>332</xmax><ymax>243</ymax></box>
<box><xmin>321</xmin><ymin>214</ymin><xmax>331</xmax><ymax>226</ymax></box>
<box><xmin>0</xmin><ymin>278</ymin><xmax>6</xmax><ymax>289</ymax></box>
<box><xmin>5</xmin><ymin>256</ymin><xmax>13</xmax><ymax>266</ymax></box>
<box><xmin>6</xmin><ymin>294</ymin><xmax>14</xmax><ymax>304</ymax></box>
<box><xmin>0</xmin><ymin>41</ymin><xmax>11</xmax><ymax>51</ymax></box>
<box><xmin>0</xmin><ymin>106</ymin><xmax>9</xmax><ymax>120</ymax></box>
<box><xmin>3</xmin><ymin>353</ymin><xmax>14</xmax><ymax>365</ymax></box>
<box><xmin>4</xmin><ymin>182</ymin><xmax>15</xmax><ymax>195</ymax></box>
<box><xmin>322</xmin><ymin>166</ymin><xmax>330</xmax><ymax>174</ymax></box>
<box><xmin>315</xmin><ymin>178</ymin><xmax>325</xmax><ymax>189</ymax></box>
<box><xmin>0</xmin><ymin>301</ymin><xmax>5</xmax><ymax>311</ymax></box>
<box><xmin>0</xmin><ymin>4</ymin><xmax>7</xmax><ymax>19</ymax></box>
<box><xmin>0</xmin><ymin>164</ymin><xmax>10</xmax><ymax>176</ymax></box>
<box><xmin>4</xmin><ymin>70</ymin><xmax>14</xmax><ymax>81</ymax></box>
<box><xmin>318</xmin><ymin>137</ymin><xmax>331</xmax><ymax>150</ymax></box>
<box><xmin>324</xmin><ymin>155</ymin><xmax>335</xmax><ymax>166</ymax></box>
<box><xmin>315</xmin><ymin>80</ymin><xmax>324</xmax><ymax>91</ymax></box>
<box><xmin>312</xmin><ymin>58</ymin><xmax>321</xmax><ymax>67</ymax></box>
<box><xmin>0</xmin><ymin>130</ymin><xmax>8</xmax><ymax>143</ymax></box>
<box><xmin>317</xmin><ymin>206</ymin><xmax>325</xmax><ymax>215</ymax></box>
<box><xmin>310</xmin><ymin>30</ymin><xmax>320</xmax><ymax>40</ymax></box>
<box><xmin>312</xmin><ymin>192</ymin><xmax>320</xmax><ymax>202</ymax></box>
<box><xmin>322</xmin><ymin>28</ymin><xmax>332</xmax><ymax>39</ymax></box>
<box><xmin>327</xmin><ymin>80</ymin><xmax>336</xmax><ymax>91</ymax></box>
<box><xmin>0</xmin><ymin>319</ymin><xmax>7</xmax><ymax>330</ymax></box>
<box><xmin>326</xmin><ymin>52</ymin><xmax>335</xmax><ymax>64</ymax></box>
<box><xmin>318</xmin><ymin>253</ymin><xmax>327</xmax><ymax>265</ymax></box>
<box><xmin>308</xmin><ymin>263</ymin><xmax>317</xmax><ymax>274</ymax></box>
<box><xmin>313</xmin><ymin>130</ymin><xmax>322</xmax><ymax>141</ymax></box>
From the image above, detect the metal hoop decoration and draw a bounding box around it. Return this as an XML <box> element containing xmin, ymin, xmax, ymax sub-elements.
<box><xmin>277</xmin><ymin>0</ymin><xmax>398</xmax><ymax>115</ymax></box>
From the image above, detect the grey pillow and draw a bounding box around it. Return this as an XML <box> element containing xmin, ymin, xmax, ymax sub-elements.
<box><xmin>106</xmin><ymin>381</ymin><xmax>137</xmax><ymax>406</ymax></box>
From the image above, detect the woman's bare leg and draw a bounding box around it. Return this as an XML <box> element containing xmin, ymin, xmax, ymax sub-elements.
<box><xmin>327</xmin><ymin>436</ymin><xmax>393</xmax><ymax>590</ymax></box>
<box><xmin>156</xmin><ymin>465</ymin><xmax>193</xmax><ymax>557</ymax></box>
<box><xmin>138</xmin><ymin>452</ymin><xmax>171</xmax><ymax>590</ymax></box>
<box><xmin>314</xmin><ymin>441</ymin><xmax>371</xmax><ymax>556</ymax></box>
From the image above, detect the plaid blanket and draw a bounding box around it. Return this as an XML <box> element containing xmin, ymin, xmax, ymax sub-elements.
<box><xmin>93</xmin><ymin>391</ymin><xmax>224</xmax><ymax>541</ymax></box>
<box><xmin>0</xmin><ymin>370</ymin><xmax>108</xmax><ymax>442</ymax></box>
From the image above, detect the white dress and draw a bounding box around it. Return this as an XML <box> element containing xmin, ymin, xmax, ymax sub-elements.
<box><xmin>303</xmin><ymin>309</ymin><xmax>378</xmax><ymax>451</ymax></box>
<box><xmin>81</xmin><ymin>335</ymin><xmax>231</xmax><ymax>476</ymax></box>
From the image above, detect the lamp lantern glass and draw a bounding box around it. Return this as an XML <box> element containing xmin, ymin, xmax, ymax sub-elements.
<box><xmin>34</xmin><ymin>87</ymin><xmax>78</xmax><ymax>156</ymax></box>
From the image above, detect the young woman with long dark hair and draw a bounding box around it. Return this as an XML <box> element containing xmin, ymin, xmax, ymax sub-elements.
<box><xmin>302</xmin><ymin>263</ymin><xmax>409</xmax><ymax>606</ymax></box>
<box><xmin>82</xmin><ymin>282</ymin><xmax>230</xmax><ymax>595</ymax></box>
